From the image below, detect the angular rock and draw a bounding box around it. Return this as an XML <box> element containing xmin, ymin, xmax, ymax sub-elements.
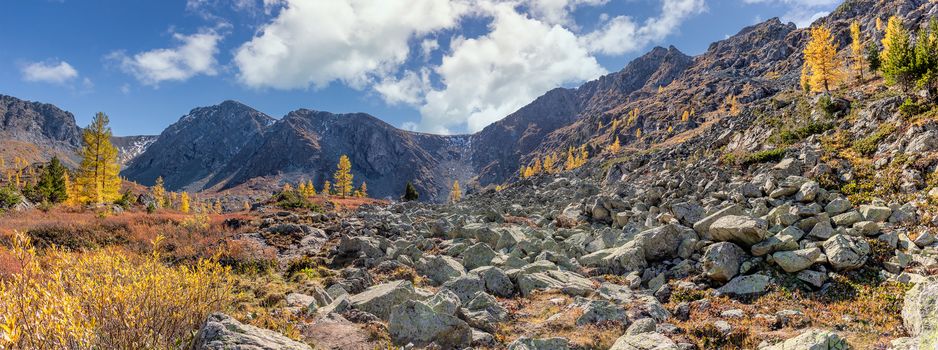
<box><xmin>473</xmin><ymin>266</ymin><xmax>514</xmax><ymax>297</ymax></box>
<box><xmin>701</xmin><ymin>242</ymin><xmax>746</xmax><ymax>282</ymax></box>
<box><xmin>193</xmin><ymin>313</ymin><xmax>312</xmax><ymax>350</ymax></box>
<box><xmin>388</xmin><ymin>300</ymin><xmax>472</xmax><ymax>348</ymax></box>
<box><xmin>709</xmin><ymin>215</ymin><xmax>770</xmax><ymax>246</ymax></box>
<box><xmin>822</xmin><ymin>234</ymin><xmax>870</xmax><ymax>271</ymax></box>
<box><xmin>609</xmin><ymin>332</ymin><xmax>679</xmax><ymax>350</ymax></box>
<box><xmin>717</xmin><ymin>274</ymin><xmax>772</xmax><ymax>296</ymax></box>
<box><xmin>772</xmin><ymin>248</ymin><xmax>821</xmax><ymax>273</ymax></box>
<box><xmin>349</xmin><ymin>280</ymin><xmax>422</xmax><ymax>320</ymax></box>
<box><xmin>762</xmin><ymin>329</ymin><xmax>848</xmax><ymax>350</ymax></box>
<box><xmin>902</xmin><ymin>279</ymin><xmax>938</xmax><ymax>345</ymax></box>
<box><xmin>693</xmin><ymin>205</ymin><xmax>744</xmax><ymax>237</ymax></box>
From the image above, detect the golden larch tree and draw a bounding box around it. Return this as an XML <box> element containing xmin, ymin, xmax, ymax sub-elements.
<box><xmin>450</xmin><ymin>180</ymin><xmax>461</xmax><ymax>203</ymax></box>
<box><xmin>333</xmin><ymin>155</ymin><xmax>354</xmax><ymax>197</ymax></box>
<box><xmin>850</xmin><ymin>20</ymin><xmax>864</xmax><ymax>80</ymax></box>
<box><xmin>607</xmin><ymin>136</ymin><xmax>621</xmax><ymax>154</ymax></box>
<box><xmin>151</xmin><ymin>176</ymin><xmax>166</xmax><ymax>208</ymax></box>
<box><xmin>358</xmin><ymin>182</ymin><xmax>368</xmax><ymax>197</ymax></box>
<box><xmin>322</xmin><ymin>181</ymin><xmax>331</xmax><ymax>196</ymax></box>
<box><xmin>305</xmin><ymin>180</ymin><xmax>316</xmax><ymax>196</ymax></box>
<box><xmin>803</xmin><ymin>25</ymin><xmax>841</xmax><ymax>93</ymax></box>
<box><xmin>180</xmin><ymin>192</ymin><xmax>191</xmax><ymax>213</ymax></box>
<box><xmin>76</xmin><ymin>112</ymin><xmax>121</xmax><ymax>205</ymax></box>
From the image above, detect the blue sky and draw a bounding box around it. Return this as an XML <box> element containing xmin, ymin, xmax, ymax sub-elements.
<box><xmin>0</xmin><ymin>0</ymin><xmax>839</xmax><ymax>136</ymax></box>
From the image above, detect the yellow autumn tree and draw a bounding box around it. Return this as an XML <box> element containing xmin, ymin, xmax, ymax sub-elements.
<box><xmin>305</xmin><ymin>180</ymin><xmax>316</xmax><ymax>196</ymax></box>
<box><xmin>803</xmin><ymin>25</ymin><xmax>841</xmax><ymax>93</ymax></box>
<box><xmin>151</xmin><ymin>176</ymin><xmax>166</xmax><ymax>208</ymax></box>
<box><xmin>607</xmin><ymin>136</ymin><xmax>621</xmax><ymax>154</ymax></box>
<box><xmin>322</xmin><ymin>181</ymin><xmax>331</xmax><ymax>196</ymax></box>
<box><xmin>543</xmin><ymin>153</ymin><xmax>556</xmax><ymax>174</ymax></box>
<box><xmin>358</xmin><ymin>182</ymin><xmax>368</xmax><ymax>198</ymax></box>
<box><xmin>333</xmin><ymin>155</ymin><xmax>354</xmax><ymax>197</ymax></box>
<box><xmin>850</xmin><ymin>20</ymin><xmax>864</xmax><ymax>80</ymax></box>
<box><xmin>180</xmin><ymin>192</ymin><xmax>191</xmax><ymax>213</ymax></box>
<box><xmin>876</xmin><ymin>17</ymin><xmax>883</xmax><ymax>31</ymax></box>
<box><xmin>63</xmin><ymin>172</ymin><xmax>79</xmax><ymax>206</ymax></box>
<box><xmin>76</xmin><ymin>112</ymin><xmax>121</xmax><ymax>205</ymax></box>
<box><xmin>450</xmin><ymin>180</ymin><xmax>461</xmax><ymax>203</ymax></box>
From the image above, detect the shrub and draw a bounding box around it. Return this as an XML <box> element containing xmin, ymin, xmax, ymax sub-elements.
<box><xmin>852</xmin><ymin>124</ymin><xmax>896</xmax><ymax>156</ymax></box>
<box><xmin>0</xmin><ymin>232</ymin><xmax>234</xmax><ymax>349</ymax></box>
<box><xmin>779</xmin><ymin>121</ymin><xmax>833</xmax><ymax>144</ymax></box>
<box><xmin>817</xmin><ymin>95</ymin><xmax>838</xmax><ymax>117</ymax></box>
<box><xmin>898</xmin><ymin>97</ymin><xmax>921</xmax><ymax>119</ymax></box>
<box><xmin>0</xmin><ymin>187</ymin><xmax>21</xmax><ymax>210</ymax></box>
<box><xmin>742</xmin><ymin>149</ymin><xmax>786</xmax><ymax>166</ymax></box>
<box><xmin>272</xmin><ymin>189</ymin><xmax>319</xmax><ymax>210</ymax></box>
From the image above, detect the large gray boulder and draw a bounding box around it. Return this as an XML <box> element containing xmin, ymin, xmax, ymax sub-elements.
<box><xmin>772</xmin><ymin>248</ymin><xmax>821</xmax><ymax>273</ymax></box>
<box><xmin>417</xmin><ymin>255</ymin><xmax>466</xmax><ymax>285</ymax></box>
<box><xmin>693</xmin><ymin>205</ymin><xmax>744</xmax><ymax>237</ymax></box>
<box><xmin>461</xmin><ymin>243</ymin><xmax>498</xmax><ymax>270</ymax></box>
<box><xmin>634</xmin><ymin>224</ymin><xmax>697</xmax><ymax>261</ymax></box>
<box><xmin>507</xmin><ymin>337</ymin><xmax>571</xmax><ymax>350</ymax></box>
<box><xmin>608</xmin><ymin>332</ymin><xmax>679</xmax><ymax>350</ymax></box>
<box><xmin>388</xmin><ymin>299</ymin><xmax>472</xmax><ymax>348</ymax></box>
<box><xmin>701</xmin><ymin>242</ymin><xmax>747</xmax><ymax>282</ymax></box>
<box><xmin>762</xmin><ymin>329</ymin><xmax>849</xmax><ymax>350</ymax></box>
<box><xmin>717</xmin><ymin>274</ymin><xmax>772</xmax><ymax>296</ymax></box>
<box><xmin>902</xmin><ymin>279</ymin><xmax>938</xmax><ymax>348</ymax></box>
<box><xmin>709</xmin><ymin>215</ymin><xmax>770</xmax><ymax>246</ymax></box>
<box><xmin>192</xmin><ymin>313</ymin><xmax>312</xmax><ymax>350</ymax></box>
<box><xmin>518</xmin><ymin>270</ymin><xmax>593</xmax><ymax>297</ymax></box>
<box><xmin>822</xmin><ymin>234</ymin><xmax>870</xmax><ymax>271</ymax></box>
<box><xmin>473</xmin><ymin>266</ymin><xmax>514</xmax><ymax>297</ymax></box>
<box><xmin>349</xmin><ymin>280</ymin><xmax>422</xmax><ymax>320</ymax></box>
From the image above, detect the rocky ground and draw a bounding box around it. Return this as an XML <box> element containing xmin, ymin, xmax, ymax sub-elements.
<box><xmin>192</xmin><ymin>97</ymin><xmax>938</xmax><ymax>349</ymax></box>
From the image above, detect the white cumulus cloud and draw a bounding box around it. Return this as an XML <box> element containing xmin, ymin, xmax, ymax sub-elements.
<box><xmin>742</xmin><ymin>0</ymin><xmax>839</xmax><ymax>27</ymax></box>
<box><xmin>583</xmin><ymin>0</ymin><xmax>706</xmax><ymax>55</ymax></box>
<box><xmin>233</xmin><ymin>0</ymin><xmax>468</xmax><ymax>90</ymax></box>
<box><xmin>111</xmin><ymin>29</ymin><xmax>223</xmax><ymax>86</ymax></box>
<box><xmin>21</xmin><ymin>60</ymin><xmax>79</xmax><ymax>84</ymax></box>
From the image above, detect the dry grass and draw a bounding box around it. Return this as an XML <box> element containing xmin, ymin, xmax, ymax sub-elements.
<box><xmin>0</xmin><ymin>208</ymin><xmax>275</xmax><ymax>271</ymax></box>
<box><xmin>666</xmin><ymin>272</ymin><xmax>911</xmax><ymax>349</ymax></box>
<box><xmin>495</xmin><ymin>291</ymin><xmax>624</xmax><ymax>349</ymax></box>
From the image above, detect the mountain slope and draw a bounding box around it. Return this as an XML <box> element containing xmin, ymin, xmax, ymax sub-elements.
<box><xmin>122</xmin><ymin>100</ymin><xmax>276</xmax><ymax>191</ymax></box>
<box><xmin>210</xmin><ymin>109</ymin><xmax>472</xmax><ymax>200</ymax></box>
<box><xmin>112</xmin><ymin>135</ymin><xmax>157</xmax><ymax>168</ymax></box>
<box><xmin>0</xmin><ymin>94</ymin><xmax>82</xmax><ymax>165</ymax></box>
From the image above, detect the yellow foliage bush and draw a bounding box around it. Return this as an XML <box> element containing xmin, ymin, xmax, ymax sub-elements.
<box><xmin>0</xmin><ymin>232</ymin><xmax>234</xmax><ymax>349</ymax></box>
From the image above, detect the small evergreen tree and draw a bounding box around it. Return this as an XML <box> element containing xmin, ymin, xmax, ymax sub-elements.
<box><xmin>36</xmin><ymin>157</ymin><xmax>68</xmax><ymax>204</ymax></box>
<box><xmin>403</xmin><ymin>182</ymin><xmax>419</xmax><ymax>202</ymax></box>
<box><xmin>866</xmin><ymin>43</ymin><xmax>882</xmax><ymax>72</ymax></box>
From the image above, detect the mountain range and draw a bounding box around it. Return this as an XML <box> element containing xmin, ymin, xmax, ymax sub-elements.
<box><xmin>1</xmin><ymin>0</ymin><xmax>930</xmax><ymax>201</ymax></box>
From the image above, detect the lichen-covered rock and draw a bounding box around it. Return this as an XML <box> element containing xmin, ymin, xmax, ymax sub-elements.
<box><xmin>822</xmin><ymin>234</ymin><xmax>870</xmax><ymax>271</ymax></box>
<box><xmin>608</xmin><ymin>332</ymin><xmax>678</xmax><ymax>350</ymax></box>
<box><xmin>192</xmin><ymin>313</ymin><xmax>312</xmax><ymax>350</ymax></box>
<box><xmin>709</xmin><ymin>215</ymin><xmax>770</xmax><ymax>246</ymax></box>
<box><xmin>349</xmin><ymin>280</ymin><xmax>422</xmax><ymax>320</ymax></box>
<box><xmin>716</xmin><ymin>274</ymin><xmax>772</xmax><ymax>296</ymax></box>
<box><xmin>388</xmin><ymin>299</ymin><xmax>472</xmax><ymax>348</ymax></box>
<box><xmin>762</xmin><ymin>329</ymin><xmax>849</xmax><ymax>350</ymax></box>
<box><xmin>902</xmin><ymin>279</ymin><xmax>938</xmax><ymax>349</ymax></box>
<box><xmin>701</xmin><ymin>242</ymin><xmax>747</xmax><ymax>282</ymax></box>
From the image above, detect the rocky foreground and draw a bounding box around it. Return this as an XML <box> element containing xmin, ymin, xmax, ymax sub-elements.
<box><xmin>189</xmin><ymin>132</ymin><xmax>938</xmax><ymax>349</ymax></box>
